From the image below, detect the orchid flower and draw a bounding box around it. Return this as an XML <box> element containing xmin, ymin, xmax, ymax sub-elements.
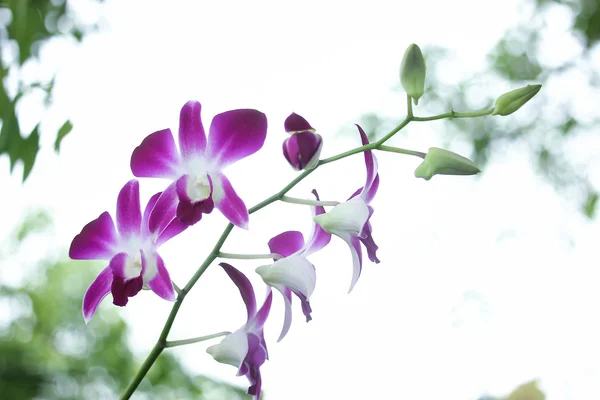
<box><xmin>206</xmin><ymin>263</ymin><xmax>272</xmax><ymax>400</ymax></box>
<box><xmin>69</xmin><ymin>180</ymin><xmax>186</xmax><ymax>322</ymax></box>
<box><xmin>255</xmin><ymin>190</ymin><xmax>331</xmax><ymax>341</ymax></box>
<box><xmin>130</xmin><ymin>101</ymin><xmax>268</xmax><ymax>228</ymax></box>
<box><xmin>313</xmin><ymin>125</ymin><xmax>380</xmax><ymax>292</ymax></box>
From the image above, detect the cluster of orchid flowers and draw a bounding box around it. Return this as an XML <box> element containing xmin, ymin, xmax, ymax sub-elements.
<box><xmin>69</xmin><ymin>43</ymin><xmax>542</xmax><ymax>399</ymax></box>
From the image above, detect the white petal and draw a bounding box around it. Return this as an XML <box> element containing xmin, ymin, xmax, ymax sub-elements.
<box><xmin>256</xmin><ymin>255</ymin><xmax>316</xmax><ymax>299</ymax></box>
<box><xmin>313</xmin><ymin>197</ymin><xmax>369</xmax><ymax>237</ymax></box>
<box><xmin>206</xmin><ymin>329</ymin><xmax>248</xmax><ymax>369</ymax></box>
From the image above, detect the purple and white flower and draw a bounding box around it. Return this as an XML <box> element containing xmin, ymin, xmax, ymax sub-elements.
<box><xmin>313</xmin><ymin>125</ymin><xmax>380</xmax><ymax>292</ymax></box>
<box><xmin>282</xmin><ymin>113</ymin><xmax>323</xmax><ymax>171</ymax></box>
<box><xmin>131</xmin><ymin>101</ymin><xmax>268</xmax><ymax>228</ymax></box>
<box><xmin>206</xmin><ymin>263</ymin><xmax>272</xmax><ymax>400</ymax></box>
<box><xmin>255</xmin><ymin>190</ymin><xmax>331</xmax><ymax>341</ymax></box>
<box><xmin>69</xmin><ymin>180</ymin><xmax>186</xmax><ymax>322</ymax></box>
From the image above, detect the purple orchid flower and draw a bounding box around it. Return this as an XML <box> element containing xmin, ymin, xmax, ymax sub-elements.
<box><xmin>313</xmin><ymin>125</ymin><xmax>380</xmax><ymax>292</ymax></box>
<box><xmin>130</xmin><ymin>101</ymin><xmax>268</xmax><ymax>228</ymax></box>
<box><xmin>282</xmin><ymin>113</ymin><xmax>323</xmax><ymax>171</ymax></box>
<box><xmin>206</xmin><ymin>263</ymin><xmax>272</xmax><ymax>400</ymax></box>
<box><xmin>69</xmin><ymin>180</ymin><xmax>186</xmax><ymax>322</ymax></box>
<box><xmin>255</xmin><ymin>190</ymin><xmax>331</xmax><ymax>341</ymax></box>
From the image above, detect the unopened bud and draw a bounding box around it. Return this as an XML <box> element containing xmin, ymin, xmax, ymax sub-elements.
<box><xmin>492</xmin><ymin>84</ymin><xmax>542</xmax><ymax>116</ymax></box>
<box><xmin>414</xmin><ymin>147</ymin><xmax>480</xmax><ymax>180</ymax></box>
<box><xmin>282</xmin><ymin>113</ymin><xmax>322</xmax><ymax>171</ymax></box>
<box><xmin>400</xmin><ymin>43</ymin><xmax>426</xmax><ymax>105</ymax></box>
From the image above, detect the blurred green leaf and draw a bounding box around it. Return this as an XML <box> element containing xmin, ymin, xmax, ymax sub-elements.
<box><xmin>54</xmin><ymin>119</ymin><xmax>73</xmax><ymax>153</ymax></box>
<box><xmin>582</xmin><ymin>191</ymin><xmax>598</xmax><ymax>219</ymax></box>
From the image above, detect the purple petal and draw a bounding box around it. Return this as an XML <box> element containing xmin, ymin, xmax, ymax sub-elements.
<box><xmin>69</xmin><ymin>212</ymin><xmax>118</xmax><ymax>260</ymax></box>
<box><xmin>268</xmin><ymin>231</ymin><xmax>304</xmax><ymax>258</ymax></box>
<box><xmin>131</xmin><ymin>129</ymin><xmax>181</xmax><ymax>179</ymax></box>
<box><xmin>365</xmin><ymin>174</ymin><xmax>380</xmax><ymax>204</ymax></box>
<box><xmin>251</xmin><ymin>290</ymin><xmax>273</xmax><ymax>331</ymax></box>
<box><xmin>146</xmin><ymin>252</ymin><xmax>176</xmax><ymax>301</ymax></box>
<box><xmin>355</xmin><ymin>124</ymin><xmax>378</xmax><ymax>198</ymax></box>
<box><xmin>244</xmin><ymin>333</ymin><xmax>266</xmax><ymax>399</ymax></box>
<box><xmin>142</xmin><ymin>192</ymin><xmax>161</xmax><ymax>235</ymax></box>
<box><xmin>109</xmin><ymin>253</ymin><xmax>143</xmax><ymax>306</ymax></box>
<box><xmin>213</xmin><ymin>174</ymin><xmax>249</xmax><ymax>229</ymax></box>
<box><xmin>148</xmin><ymin>182</ymin><xmax>178</xmax><ymax>238</ymax></box>
<box><xmin>296</xmin><ymin>291</ymin><xmax>313</xmax><ymax>322</ymax></box>
<box><xmin>359</xmin><ymin>207</ymin><xmax>380</xmax><ymax>263</ymax></box>
<box><xmin>82</xmin><ymin>266</ymin><xmax>112</xmax><ymax>323</ymax></box>
<box><xmin>302</xmin><ymin>189</ymin><xmax>331</xmax><ymax>256</ymax></box>
<box><xmin>207</xmin><ymin>109</ymin><xmax>267</xmax><ymax>168</ymax></box>
<box><xmin>156</xmin><ymin>218</ymin><xmax>187</xmax><ymax>247</ymax></box>
<box><xmin>178</xmin><ymin>101</ymin><xmax>207</xmax><ymax>159</ymax></box>
<box><xmin>220</xmin><ymin>263</ymin><xmax>257</xmax><ymax>322</ymax></box>
<box><xmin>284</xmin><ymin>112</ymin><xmax>315</xmax><ymax>133</ymax></box>
<box><xmin>116</xmin><ymin>180</ymin><xmax>141</xmax><ymax>238</ymax></box>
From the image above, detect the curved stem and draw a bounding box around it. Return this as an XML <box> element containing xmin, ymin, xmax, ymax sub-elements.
<box><xmin>377</xmin><ymin>145</ymin><xmax>426</xmax><ymax>159</ymax></box>
<box><xmin>165</xmin><ymin>331</ymin><xmax>230</xmax><ymax>348</ymax></box>
<box><xmin>218</xmin><ymin>252</ymin><xmax>281</xmax><ymax>260</ymax></box>
<box><xmin>281</xmin><ymin>195</ymin><xmax>339</xmax><ymax>207</ymax></box>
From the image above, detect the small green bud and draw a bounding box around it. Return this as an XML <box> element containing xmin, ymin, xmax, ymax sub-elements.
<box><xmin>492</xmin><ymin>84</ymin><xmax>542</xmax><ymax>116</ymax></box>
<box><xmin>400</xmin><ymin>43</ymin><xmax>426</xmax><ymax>105</ymax></box>
<box><xmin>414</xmin><ymin>147</ymin><xmax>480</xmax><ymax>181</ymax></box>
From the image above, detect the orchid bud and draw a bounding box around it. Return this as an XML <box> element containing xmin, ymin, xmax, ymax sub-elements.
<box><xmin>492</xmin><ymin>84</ymin><xmax>542</xmax><ymax>116</ymax></box>
<box><xmin>400</xmin><ymin>43</ymin><xmax>426</xmax><ymax>105</ymax></box>
<box><xmin>414</xmin><ymin>147</ymin><xmax>480</xmax><ymax>180</ymax></box>
<box><xmin>283</xmin><ymin>113</ymin><xmax>323</xmax><ymax>171</ymax></box>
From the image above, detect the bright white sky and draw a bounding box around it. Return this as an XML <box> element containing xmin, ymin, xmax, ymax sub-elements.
<box><xmin>2</xmin><ymin>0</ymin><xmax>600</xmax><ymax>399</ymax></box>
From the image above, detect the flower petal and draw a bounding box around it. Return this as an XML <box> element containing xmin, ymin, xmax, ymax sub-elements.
<box><xmin>116</xmin><ymin>180</ymin><xmax>141</xmax><ymax>238</ymax></box>
<box><xmin>207</xmin><ymin>328</ymin><xmax>249</xmax><ymax>369</ymax></box>
<box><xmin>255</xmin><ymin>255</ymin><xmax>316</xmax><ymax>300</ymax></box>
<box><xmin>346</xmin><ymin>234</ymin><xmax>363</xmax><ymax>293</ymax></box>
<box><xmin>284</xmin><ymin>112</ymin><xmax>315</xmax><ymax>133</ymax></box>
<box><xmin>356</xmin><ymin>125</ymin><xmax>378</xmax><ymax>198</ymax></box>
<box><xmin>313</xmin><ymin>197</ymin><xmax>370</xmax><ymax>238</ymax></box>
<box><xmin>252</xmin><ymin>290</ymin><xmax>273</xmax><ymax>332</ymax></box>
<box><xmin>359</xmin><ymin>212</ymin><xmax>380</xmax><ymax>264</ymax></box>
<box><xmin>364</xmin><ymin>174</ymin><xmax>379</xmax><ymax>204</ymax></box>
<box><xmin>148</xmin><ymin>182</ymin><xmax>178</xmax><ymax>238</ymax></box>
<box><xmin>302</xmin><ymin>189</ymin><xmax>331</xmax><ymax>256</ymax></box>
<box><xmin>272</xmin><ymin>285</ymin><xmax>293</xmax><ymax>342</ymax></box>
<box><xmin>178</xmin><ymin>101</ymin><xmax>207</xmax><ymax>159</ymax></box>
<box><xmin>131</xmin><ymin>128</ymin><xmax>181</xmax><ymax>179</ymax></box>
<box><xmin>244</xmin><ymin>332</ymin><xmax>267</xmax><ymax>399</ymax></box>
<box><xmin>146</xmin><ymin>252</ymin><xmax>176</xmax><ymax>301</ymax></box>
<box><xmin>213</xmin><ymin>174</ymin><xmax>249</xmax><ymax>229</ymax></box>
<box><xmin>142</xmin><ymin>192</ymin><xmax>161</xmax><ymax>235</ymax></box>
<box><xmin>207</xmin><ymin>109</ymin><xmax>267</xmax><ymax>168</ymax></box>
<box><xmin>175</xmin><ymin>174</ymin><xmax>214</xmax><ymax>226</ymax></box>
<box><xmin>268</xmin><ymin>231</ymin><xmax>305</xmax><ymax>258</ymax></box>
<box><xmin>82</xmin><ymin>266</ymin><xmax>112</xmax><ymax>323</ymax></box>
<box><xmin>156</xmin><ymin>218</ymin><xmax>187</xmax><ymax>247</ymax></box>
<box><xmin>220</xmin><ymin>263</ymin><xmax>257</xmax><ymax>322</ymax></box>
<box><xmin>69</xmin><ymin>212</ymin><xmax>118</xmax><ymax>260</ymax></box>
<box><xmin>296</xmin><ymin>291</ymin><xmax>313</xmax><ymax>322</ymax></box>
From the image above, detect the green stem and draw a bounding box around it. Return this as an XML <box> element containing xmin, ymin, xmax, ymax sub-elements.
<box><xmin>378</xmin><ymin>145</ymin><xmax>426</xmax><ymax>159</ymax></box>
<box><xmin>281</xmin><ymin>195</ymin><xmax>340</xmax><ymax>207</ymax></box>
<box><xmin>407</xmin><ymin>94</ymin><xmax>413</xmax><ymax>119</ymax></box>
<box><xmin>218</xmin><ymin>252</ymin><xmax>281</xmax><ymax>260</ymax></box>
<box><xmin>122</xmin><ymin>101</ymin><xmax>493</xmax><ymax>397</ymax></box>
<box><xmin>411</xmin><ymin>107</ymin><xmax>494</xmax><ymax>122</ymax></box>
<box><xmin>165</xmin><ymin>331</ymin><xmax>230</xmax><ymax>348</ymax></box>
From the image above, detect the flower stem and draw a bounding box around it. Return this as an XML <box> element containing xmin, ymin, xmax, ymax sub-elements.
<box><xmin>165</xmin><ymin>331</ymin><xmax>230</xmax><ymax>348</ymax></box>
<box><xmin>121</xmin><ymin>103</ymin><xmax>496</xmax><ymax>398</ymax></box>
<box><xmin>377</xmin><ymin>145</ymin><xmax>426</xmax><ymax>159</ymax></box>
<box><xmin>280</xmin><ymin>195</ymin><xmax>340</xmax><ymax>207</ymax></box>
<box><xmin>406</xmin><ymin>94</ymin><xmax>414</xmax><ymax>119</ymax></box>
<box><xmin>411</xmin><ymin>107</ymin><xmax>494</xmax><ymax>121</ymax></box>
<box><xmin>218</xmin><ymin>252</ymin><xmax>281</xmax><ymax>260</ymax></box>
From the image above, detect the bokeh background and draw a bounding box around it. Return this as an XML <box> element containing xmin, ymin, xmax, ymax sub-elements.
<box><xmin>1</xmin><ymin>0</ymin><xmax>600</xmax><ymax>399</ymax></box>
